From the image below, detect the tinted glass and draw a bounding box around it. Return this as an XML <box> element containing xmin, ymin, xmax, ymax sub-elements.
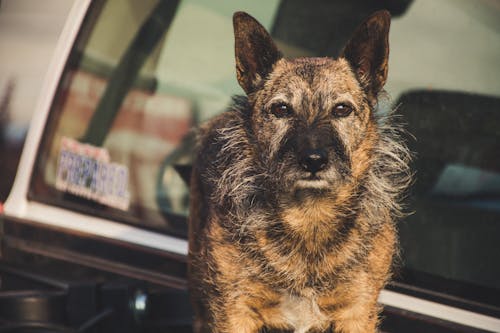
<box><xmin>30</xmin><ymin>0</ymin><xmax>281</xmax><ymax>237</ymax></box>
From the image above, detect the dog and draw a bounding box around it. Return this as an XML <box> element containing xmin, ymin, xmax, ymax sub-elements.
<box><xmin>188</xmin><ymin>10</ymin><xmax>411</xmax><ymax>333</ymax></box>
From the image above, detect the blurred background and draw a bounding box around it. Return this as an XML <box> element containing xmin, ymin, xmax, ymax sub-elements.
<box><xmin>0</xmin><ymin>0</ymin><xmax>75</xmax><ymax>202</ymax></box>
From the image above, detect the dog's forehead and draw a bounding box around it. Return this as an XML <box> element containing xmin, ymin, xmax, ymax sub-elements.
<box><xmin>269</xmin><ymin>57</ymin><xmax>362</xmax><ymax>101</ymax></box>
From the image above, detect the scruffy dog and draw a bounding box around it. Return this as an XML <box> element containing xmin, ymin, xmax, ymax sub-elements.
<box><xmin>189</xmin><ymin>10</ymin><xmax>411</xmax><ymax>333</ymax></box>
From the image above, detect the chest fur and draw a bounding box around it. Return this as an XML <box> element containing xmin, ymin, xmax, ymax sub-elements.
<box><xmin>277</xmin><ymin>292</ymin><xmax>329</xmax><ymax>333</ymax></box>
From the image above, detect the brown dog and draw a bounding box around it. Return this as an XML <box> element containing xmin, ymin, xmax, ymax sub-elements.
<box><xmin>188</xmin><ymin>10</ymin><xmax>411</xmax><ymax>333</ymax></box>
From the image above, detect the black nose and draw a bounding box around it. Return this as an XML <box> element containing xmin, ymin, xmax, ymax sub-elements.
<box><xmin>300</xmin><ymin>149</ymin><xmax>328</xmax><ymax>173</ymax></box>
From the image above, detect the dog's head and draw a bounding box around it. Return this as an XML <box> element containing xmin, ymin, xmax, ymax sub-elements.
<box><xmin>233</xmin><ymin>11</ymin><xmax>391</xmax><ymax>199</ymax></box>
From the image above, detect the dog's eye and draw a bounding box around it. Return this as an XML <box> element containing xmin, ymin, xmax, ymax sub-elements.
<box><xmin>331</xmin><ymin>103</ymin><xmax>353</xmax><ymax>118</ymax></box>
<box><xmin>271</xmin><ymin>103</ymin><xmax>292</xmax><ymax>118</ymax></box>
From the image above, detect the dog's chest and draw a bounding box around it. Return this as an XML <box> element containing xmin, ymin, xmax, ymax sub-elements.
<box><xmin>277</xmin><ymin>292</ymin><xmax>329</xmax><ymax>333</ymax></box>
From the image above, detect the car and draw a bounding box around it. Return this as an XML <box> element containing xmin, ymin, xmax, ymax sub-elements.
<box><xmin>1</xmin><ymin>0</ymin><xmax>500</xmax><ymax>332</ymax></box>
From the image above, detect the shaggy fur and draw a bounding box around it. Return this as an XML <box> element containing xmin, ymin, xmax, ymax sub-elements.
<box><xmin>189</xmin><ymin>10</ymin><xmax>411</xmax><ymax>333</ymax></box>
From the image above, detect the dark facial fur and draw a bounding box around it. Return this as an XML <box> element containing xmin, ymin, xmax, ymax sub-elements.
<box><xmin>189</xmin><ymin>10</ymin><xmax>411</xmax><ymax>333</ymax></box>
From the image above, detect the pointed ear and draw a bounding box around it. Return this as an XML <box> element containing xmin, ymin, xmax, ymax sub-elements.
<box><xmin>233</xmin><ymin>12</ymin><xmax>282</xmax><ymax>94</ymax></box>
<box><xmin>340</xmin><ymin>10</ymin><xmax>391</xmax><ymax>102</ymax></box>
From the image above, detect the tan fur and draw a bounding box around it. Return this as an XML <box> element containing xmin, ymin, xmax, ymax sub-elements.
<box><xmin>189</xmin><ymin>10</ymin><xmax>411</xmax><ymax>333</ymax></box>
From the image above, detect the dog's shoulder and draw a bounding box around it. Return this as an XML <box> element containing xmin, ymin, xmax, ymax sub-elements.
<box><xmin>189</xmin><ymin>96</ymin><xmax>253</xmax><ymax>244</ymax></box>
<box><xmin>194</xmin><ymin>96</ymin><xmax>251</xmax><ymax>174</ymax></box>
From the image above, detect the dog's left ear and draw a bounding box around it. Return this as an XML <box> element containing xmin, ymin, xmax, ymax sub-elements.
<box><xmin>233</xmin><ymin>12</ymin><xmax>282</xmax><ymax>94</ymax></box>
<box><xmin>340</xmin><ymin>10</ymin><xmax>391</xmax><ymax>103</ymax></box>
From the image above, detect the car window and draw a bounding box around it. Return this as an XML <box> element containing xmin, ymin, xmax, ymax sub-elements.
<box><xmin>29</xmin><ymin>0</ymin><xmax>500</xmax><ymax>307</ymax></box>
<box><xmin>30</xmin><ymin>0</ymin><xmax>280</xmax><ymax>237</ymax></box>
<box><xmin>387</xmin><ymin>0</ymin><xmax>500</xmax><ymax>300</ymax></box>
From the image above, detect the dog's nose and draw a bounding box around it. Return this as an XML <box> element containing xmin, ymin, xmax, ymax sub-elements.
<box><xmin>300</xmin><ymin>149</ymin><xmax>328</xmax><ymax>174</ymax></box>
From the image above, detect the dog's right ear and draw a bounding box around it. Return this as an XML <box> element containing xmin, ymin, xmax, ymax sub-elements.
<box><xmin>233</xmin><ymin>12</ymin><xmax>282</xmax><ymax>94</ymax></box>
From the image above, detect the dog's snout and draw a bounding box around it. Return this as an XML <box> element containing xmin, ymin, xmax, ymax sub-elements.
<box><xmin>300</xmin><ymin>149</ymin><xmax>328</xmax><ymax>173</ymax></box>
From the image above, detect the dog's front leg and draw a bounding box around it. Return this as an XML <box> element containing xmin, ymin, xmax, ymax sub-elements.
<box><xmin>318</xmin><ymin>286</ymin><xmax>381</xmax><ymax>333</ymax></box>
<box><xmin>210</xmin><ymin>302</ymin><xmax>263</xmax><ymax>333</ymax></box>
<box><xmin>210</xmin><ymin>289</ymin><xmax>293</xmax><ymax>333</ymax></box>
<box><xmin>331</xmin><ymin>305</ymin><xmax>380</xmax><ymax>333</ymax></box>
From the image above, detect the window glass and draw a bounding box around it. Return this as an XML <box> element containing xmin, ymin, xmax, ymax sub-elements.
<box><xmin>30</xmin><ymin>0</ymin><xmax>500</xmax><ymax>303</ymax></box>
<box><xmin>30</xmin><ymin>0</ymin><xmax>280</xmax><ymax>237</ymax></box>
<box><xmin>387</xmin><ymin>0</ymin><xmax>500</xmax><ymax>296</ymax></box>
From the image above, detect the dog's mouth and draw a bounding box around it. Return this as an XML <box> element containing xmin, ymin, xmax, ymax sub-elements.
<box><xmin>294</xmin><ymin>175</ymin><xmax>330</xmax><ymax>189</ymax></box>
<box><xmin>278</xmin><ymin>161</ymin><xmax>348</xmax><ymax>194</ymax></box>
